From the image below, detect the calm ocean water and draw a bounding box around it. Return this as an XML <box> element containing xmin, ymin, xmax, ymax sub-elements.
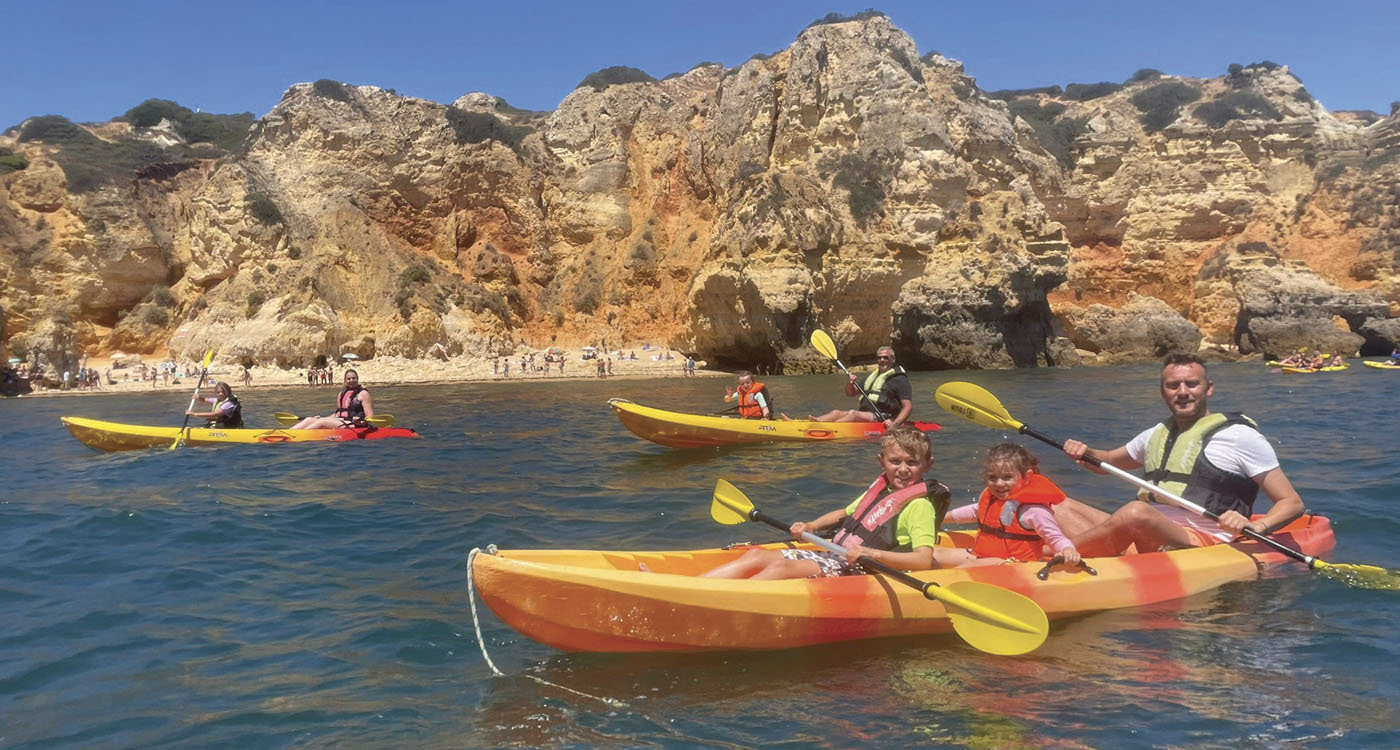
<box><xmin>2</xmin><ymin>362</ymin><xmax>1398</xmax><ymax>749</ymax></box>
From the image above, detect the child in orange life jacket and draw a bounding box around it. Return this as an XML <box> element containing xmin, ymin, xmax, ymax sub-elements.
<box><xmin>700</xmin><ymin>426</ymin><xmax>950</xmax><ymax>579</ymax></box>
<box><xmin>934</xmin><ymin>443</ymin><xmax>1081</xmax><ymax>568</ymax></box>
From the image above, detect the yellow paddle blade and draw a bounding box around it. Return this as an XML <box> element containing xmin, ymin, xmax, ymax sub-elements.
<box><xmin>1315</xmin><ymin>561</ymin><xmax>1400</xmax><ymax>591</ymax></box>
<box><xmin>366</xmin><ymin>415</ymin><xmax>396</xmax><ymax>427</ymax></box>
<box><xmin>712</xmin><ymin>479</ymin><xmax>755</xmax><ymax>525</ymax></box>
<box><xmin>940</xmin><ymin>580</ymin><xmax>1049</xmax><ymax>655</ymax></box>
<box><xmin>809</xmin><ymin>330</ymin><xmax>838</xmax><ymax>360</ymax></box>
<box><xmin>201</xmin><ymin>349</ymin><xmax>215</xmax><ymax>368</ymax></box>
<box><xmin>934</xmin><ymin>382</ymin><xmax>1025</xmax><ymax>432</ymax></box>
<box><xmin>273</xmin><ymin>412</ymin><xmax>299</xmax><ymax>426</ymax></box>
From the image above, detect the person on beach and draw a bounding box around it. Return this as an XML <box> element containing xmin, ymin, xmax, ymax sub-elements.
<box><xmin>934</xmin><ymin>443</ymin><xmax>1081</xmax><ymax>568</ymax></box>
<box><xmin>290</xmin><ymin>369</ymin><xmax>375</xmax><ymax>429</ymax></box>
<box><xmin>808</xmin><ymin>345</ymin><xmax>913</xmax><ymax>428</ymax></box>
<box><xmin>186</xmin><ymin>381</ymin><xmax>244</xmax><ymax>428</ymax></box>
<box><xmin>700</xmin><ymin>426</ymin><xmax>950</xmax><ymax>579</ymax></box>
<box><xmin>723</xmin><ymin>371</ymin><xmax>774</xmax><ymax>419</ymax></box>
<box><xmin>1058</xmin><ymin>353</ymin><xmax>1304</xmax><ymax>556</ymax></box>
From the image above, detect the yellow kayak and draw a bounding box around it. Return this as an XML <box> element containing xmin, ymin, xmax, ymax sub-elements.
<box><xmin>62</xmin><ymin>416</ymin><xmax>420</xmax><ymax>452</ymax></box>
<box><xmin>1363</xmin><ymin>360</ymin><xmax>1400</xmax><ymax>370</ymax></box>
<box><xmin>608</xmin><ymin>398</ymin><xmax>939</xmax><ymax>448</ymax></box>
<box><xmin>1280</xmin><ymin>365</ymin><xmax>1349</xmax><ymax>374</ymax></box>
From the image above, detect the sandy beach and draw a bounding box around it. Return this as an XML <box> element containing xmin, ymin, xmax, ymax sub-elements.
<box><xmin>14</xmin><ymin>346</ymin><xmax>724</xmax><ymax>399</ymax></box>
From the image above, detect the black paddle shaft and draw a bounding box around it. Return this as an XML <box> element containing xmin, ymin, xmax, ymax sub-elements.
<box><xmin>1017</xmin><ymin>424</ymin><xmax>1320</xmax><ymax>568</ymax></box>
<box><xmin>746</xmin><ymin>508</ymin><xmax>942</xmax><ymax>598</ymax></box>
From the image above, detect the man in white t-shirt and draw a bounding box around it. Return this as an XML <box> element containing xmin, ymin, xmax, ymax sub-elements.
<box><xmin>1058</xmin><ymin>353</ymin><xmax>1305</xmax><ymax>556</ymax></box>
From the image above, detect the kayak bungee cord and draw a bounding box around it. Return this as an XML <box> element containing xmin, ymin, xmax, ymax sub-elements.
<box><xmin>466</xmin><ymin>547</ymin><xmax>627</xmax><ymax>707</ymax></box>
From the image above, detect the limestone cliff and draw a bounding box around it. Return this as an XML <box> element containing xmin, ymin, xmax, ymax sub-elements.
<box><xmin>2</xmin><ymin>14</ymin><xmax>1399</xmax><ymax>375</ymax></box>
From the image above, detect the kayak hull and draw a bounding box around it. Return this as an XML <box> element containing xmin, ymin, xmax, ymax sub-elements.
<box><xmin>607</xmin><ymin>398</ymin><xmax>940</xmax><ymax>448</ymax></box>
<box><xmin>1280</xmin><ymin>365</ymin><xmax>1349</xmax><ymax>374</ymax></box>
<box><xmin>470</xmin><ymin>515</ymin><xmax>1334</xmax><ymax>653</ymax></box>
<box><xmin>61</xmin><ymin>416</ymin><xmax>420</xmax><ymax>452</ymax></box>
<box><xmin>1363</xmin><ymin>360</ymin><xmax>1400</xmax><ymax>370</ymax></box>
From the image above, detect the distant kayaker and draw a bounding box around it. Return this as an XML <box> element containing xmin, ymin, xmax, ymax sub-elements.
<box><xmin>723</xmin><ymin>371</ymin><xmax>773</xmax><ymax>419</ymax></box>
<box><xmin>1059</xmin><ymin>353</ymin><xmax>1304</xmax><ymax>556</ymax></box>
<box><xmin>699</xmin><ymin>426</ymin><xmax>950</xmax><ymax>579</ymax></box>
<box><xmin>809</xmin><ymin>345</ymin><xmax>913</xmax><ymax>428</ymax></box>
<box><xmin>291</xmin><ymin>369</ymin><xmax>374</xmax><ymax>429</ymax></box>
<box><xmin>186</xmin><ymin>381</ymin><xmax>244</xmax><ymax>428</ymax></box>
<box><xmin>935</xmin><ymin>443</ymin><xmax>1082</xmax><ymax>567</ymax></box>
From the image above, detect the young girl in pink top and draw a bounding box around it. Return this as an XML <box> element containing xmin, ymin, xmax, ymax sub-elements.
<box><xmin>935</xmin><ymin>443</ymin><xmax>1081</xmax><ymax>568</ymax></box>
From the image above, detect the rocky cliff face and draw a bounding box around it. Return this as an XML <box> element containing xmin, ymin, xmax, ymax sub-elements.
<box><xmin>3</xmin><ymin>14</ymin><xmax>1398</xmax><ymax>373</ymax></box>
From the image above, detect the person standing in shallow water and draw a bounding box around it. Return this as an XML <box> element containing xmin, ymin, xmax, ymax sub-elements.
<box><xmin>291</xmin><ymin>369</ymin><xmax>375</xmax><ymax>429</ymax></box>
<box><xmin>809</xmin><ymin>346</ymin><xmax>913</xmax><ymax>428</ymax></box>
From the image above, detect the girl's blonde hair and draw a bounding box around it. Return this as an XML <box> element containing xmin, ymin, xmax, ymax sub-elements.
<box><xmin>879</xmin><ymin>425</ymin><xmax>932</xmax><ymax>464</ymax></box>
<box><xmin>983</xmin><ymin>442</ymin><xmax>1037</xmax><ymax>477</ymax></box>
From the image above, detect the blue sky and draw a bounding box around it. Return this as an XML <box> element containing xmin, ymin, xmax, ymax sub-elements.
<box><xmin>5</xmin><ymin>0</ymin><xmax>1397</xmax><ymax>129</ymax></box>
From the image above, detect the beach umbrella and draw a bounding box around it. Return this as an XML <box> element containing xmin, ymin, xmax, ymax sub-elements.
<box><xmin>6</xmin><ymin>357</ymin><xmax>20</xmax><ymax>364</ymax></box>
<box><xmin>110</xmin><ymin>352</ymin><xmax>128</xmax><ymax>360</ymax></box>
<box><xmin>341</xmin><ymin>353</ymin><xmax>360</xmax><ymax>360</ymax></box>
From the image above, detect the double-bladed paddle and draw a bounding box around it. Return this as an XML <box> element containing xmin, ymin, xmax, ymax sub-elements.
<box><xmin>711</xmin><ymin>479</ymin><xmax>1049</xmax><ymax>655</ymax></box>
<box><xmin>809</xmin><ymin>330</ymin><xmax>889</xmax><ymax>421</ymax></box>
<box><xmin>170</xmin><ymin>349</ymin><xmax>215</xmax><ymax>450</ymax></box>
<box><xmin>934</xmin><ymin>381</ymin><xmax>1400</xmax><ymax>590</ymax></box>
<box><xmin>272</xmin><ymin>411</ymin><xmax>397</xmax><ymax>428</ymax></box>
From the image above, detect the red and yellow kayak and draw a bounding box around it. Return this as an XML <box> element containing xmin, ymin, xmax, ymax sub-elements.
<box><xmin>608</xmin><ymin>398</ymin><xmax>940</xmax><ymax>448</ymax></box>
<box><xmin>470</xmin><ymin>514</ymin><xmax>1334</xmax><ymax>653</ymax></box>
<box><xmin>61</xmin><ymin>416</ymin><xmax>420</xmax><ymax>452</ymax></box>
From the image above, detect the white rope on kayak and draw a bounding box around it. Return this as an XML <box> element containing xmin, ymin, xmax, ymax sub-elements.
<box><xmin>466</xmin><ymin>546</ymin><xmax>627</xmax><ymax>707</ymax></box>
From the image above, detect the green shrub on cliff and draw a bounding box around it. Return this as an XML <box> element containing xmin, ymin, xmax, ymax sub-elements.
<box><xmin>0</xmin><ymin>149</ymin><xmax>26</xmax><ymax>172</ymax></box>
<box><xmin>246</xmin><ymin>291</ymin><xmax>267</xmax><ymax>318</ymax></box>
<box><xmin>1130</xmin><ymin>81</ymin><xmax>1202</xmax><ymax>132</ymax></box>
<box><xmin>122</xmin><ymin>99</ymin><xmax>254</xmax><ymax>151</ymax></box>
<box><xmin>312</xmin><ymin>79</ymin><xmax>353</xmax><ymax>103</ymax></box>
<box><xmin>576</xmin><ymin>66</ymin><xmax>656</xmax><ymax>92</ymax></box>
<box><xmin>1192</xmin><ymin>91</ymin><xmax>1281</xmax><ymax>127</ymax></box>
<box><xmin>444</xmin><ymin>108</ymin><xmax>533</xmax><ymax>150</ymax></box>
<box><xmin>1063</xmin><ymin>81</ymin><xmax>1122</xmax><ymax>101</ymax></box>
<box><xmin>805</xmin><ymin>9</ymin><xmax>885</xmax><ymax>28</ymax></box>
<box><xmin>246</xmin><ymin>192</ymin><xmax>284</xmax><ymax>225</ymax></box>
<box><xmin>1006</xmin><ymin>99</ymin><xmax>1089</xmax><ymax>167</ymax></box>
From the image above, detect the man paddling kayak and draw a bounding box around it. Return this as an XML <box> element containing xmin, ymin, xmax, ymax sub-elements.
<box><xmin>809</xmin><ymin>345</ymin><xmax>913</xmax><ymax>428</ymax></box>
<box><xmin>1059</xmin><ymin>353</ymin><xmax>1305</xmax><ymax>555</ymax></box>
<box><xmin>291</xmin><ymin>369</ymin><xmax>375</xmax><ymax>429</ymax></box>
<box><xmin>723</xmin><ymin>371</ymin><xmax>773</xmax><ymax>419</ymax></box>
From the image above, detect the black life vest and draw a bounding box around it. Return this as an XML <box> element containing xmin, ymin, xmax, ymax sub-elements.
<box><xmin>208</xmin><ymin>395</ymin><xmax>243</xmax><ymax>429</ymax></box>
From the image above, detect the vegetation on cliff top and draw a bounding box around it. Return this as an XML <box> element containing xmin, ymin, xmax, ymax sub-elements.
<box><xmin>576</xmin><ymin>66</ymin><xmax>656</xmax><ymax>92</ymax></box>
<box><xmin>14</xmin><ymin>103</ymin><xmax>251</xmax><ymax>192</ymax></box>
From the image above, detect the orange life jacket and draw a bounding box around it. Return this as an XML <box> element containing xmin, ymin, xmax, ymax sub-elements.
<box><xmin>736</xmin><ymin>382</ymin><xmax>772</xmax><ymax>419</ymax></box>
<box><xmin>971</xmin><ymin>472</ymin><xmax>1067</xmax><ymax>561</ymax></box>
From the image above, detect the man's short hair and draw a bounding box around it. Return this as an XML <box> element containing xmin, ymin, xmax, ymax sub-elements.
<box><xmin>1161</xmin><ymin>352</ymin><xmax>1205</xmax><ymax>369</ymax></box>
<box><xmin>736</xmin><ymin>370</ymin><xmax>753</xmax><ymax>379</ymax></box>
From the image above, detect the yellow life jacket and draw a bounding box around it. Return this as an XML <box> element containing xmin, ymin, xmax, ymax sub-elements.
<box><xmin>1140</xmin><ymin>412</ymin><xmax>1261</xmax><ymax>517</ymax></box>
<box><xmin>859</xmin><ymin>366</ymin><xmax>907</xmax><ymax>415</ymax></box>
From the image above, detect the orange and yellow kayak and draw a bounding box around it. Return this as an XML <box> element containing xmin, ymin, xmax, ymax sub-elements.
<box><xmin>470</xmin><ymin>514</ymin><xmax>1334</xmax><ymax>652</ymax></box>
<box><xmin>608</xmin><ymin>398</ymin><xmax>939</xmax><ymax>448</ymax></box>
<box><xmin>62</xmin><ymin>416</ymin><xmax>420</xmax><ymax>452</ymax></box>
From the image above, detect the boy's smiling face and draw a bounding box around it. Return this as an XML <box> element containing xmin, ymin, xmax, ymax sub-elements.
<box><xmin>878</xmin><ymin>443</ymin><xmax>932</xmax><ymax>490</ymax></box>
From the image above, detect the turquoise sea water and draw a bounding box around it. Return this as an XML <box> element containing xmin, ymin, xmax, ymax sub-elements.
<box><xmin>2</xmin><ymin>363</ymin><xmax>1398</xmax><ymax>748</ymax></box>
